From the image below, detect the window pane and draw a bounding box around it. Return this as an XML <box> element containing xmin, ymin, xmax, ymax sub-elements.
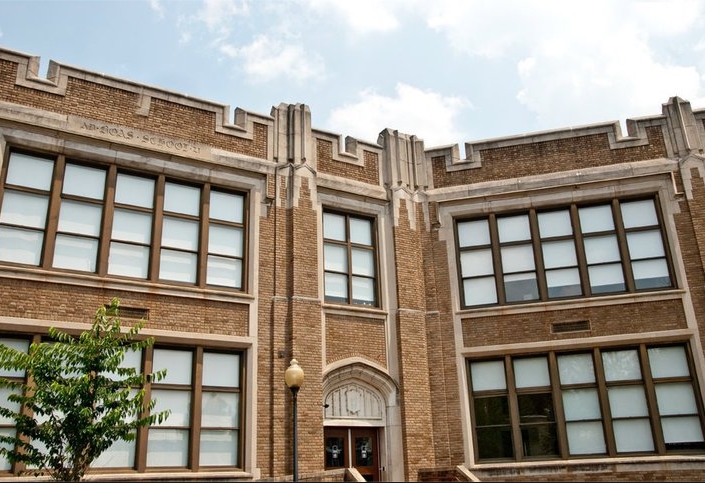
<box><xmin>476</xmin><ymin>427</ymin><xmax>513</xmax><ymax>459</ymax></box>
<box><xmin>325</xmin><ymin>272</ymin><xmax>347</xmax><ymax>302</ymax></box>
<box><xmin>203</xmin><ymin>353</ymin><xmax>240</xmax><ymax>387</ymax></box>
<box><xmin>0</xmin><ymin>226</ymin><xmax>43</xmax><ymax>265</ymax></box>
<box><xmin>546</xmin><ymin>268</ymin><xmax>582</xmax><ymax>297</ymax></box>
<box><xmin>162</xmin><ymin>217</ymin><xmax>199</xmax><ymax>251</ymax></box>
<box><xmin>648</xmin><ymin>346</ymin><xmax>689</xmax><ymax>378</ymax></box>
<box><xmin>350</xmin><ymin>217</ymin><xmax>372</xmax><ymax>246</ymax></box>
<box><xmin>562</xmin><ymin>388</ymin><xmax>601</xmax><ymax>420</ymax></box>
<box><xmin>588</xmin><ymin>264</ymin><xmax>625</xmax><ymax>293</ymax></box>
<box><xmin>200</xmin><ymin>430</ymin><xmax>237</xmax><ymax>466</ymax></box>
<box><xmin>460</xmin><ymin>249</ymin><xmax>493</xmax><ymax>277</ymax></box>
<box><xmin>542</xmin><ymin>240</ymin><xmax>577</xmax><ymax>269</ymax></box>
<box><xmin>0</xmin><ymin>428</ymin><xmax>15</xmax><ymax>470</ymax></box>
<box><xmin>498</xmin><ymin>215</ymin><xmax>530</xmax><ymax>242</ymax></box>
<box><xmin>201</xmin><ymin>392</ymin><xmax>239</xmax><ymax>427</ymax></box>
<box><xmin>621</xmin><ymin>199</ymin><xmax>658</xmax><ymax>228</ymax></box>
<box><xmin>53</xmin><ymin>235</ymin><xmax>98</xmax><ymax>272</ymax></box>
<box><xmin>153</xmin><ymin>349</ymin><xmax>192</xmax><ymax>385</ymax></box>
<box><xmin>92</xmin><ymin>437</ymin><xmax>135</xmax><ymax>468</ymax></box>
<box><xmin>113</xmin><ymin>209</ymin><xmax>152</xmax><ymax>244</ymax></box>
<box><xmin>464</xmin><ymin>277</ymin><xmax>497</xmax><ymax>306</ymax></box>
<box><xmin>514</xmin><ymin>357</ymin><xmax>550</xmax><ymax>388</ymax></box>
<box><xmin>159</xmin><ymin>249</ymin><xmax>197</xmax><ymax>283</ymax></box>
<box><xmin>584</xmin><ymin>235</ymin><xmax>620</xmax><ymax>264</ymax></box>
<box><xmin>7</xmin><ymin>153</ymin><xmax>54</xmax><ymax>190</ymax></box>
<box><xmin>352</xmin><ymin>276</ymin><xmax>375</xmax><ymax>305</ymax></box>
<box><xmin>538</xmin><ymin>210</ymin><xmax>572</xmax><ymax>237</ymax></box>
<box><xmin>627</xmin><ymin>231</ymin><xmax>665</xmax><ymax>259</ymax></box>
<box><xmin>662</xmin><ymin>416</ymin><xmax>704</xmax><ymax>445</ymax></box>
<box><xmin>147</xmin><ymin>428</ymin><xmax>188</xmax><ymax>467</ymax></box>
<box><xmin>603</xmin><ymin>350</ymin><xmax>641</xmax><ymax>381</ymax></box>
<box><xmin>613</xmin><ymin>419</ymin><xmax>654</xmax><ymax>452</ymax></box>
<box><xmin>210</xmin><ymin>191</ymin><xmax>243</xmax><ymax>223</ymax></box>
<box><xmin>566</xmin><ymin>421</ymin><xmax>606</xmax><ymax>455</ymax></box>
<box><xmin>501</xmin><ymin>244</ymin><xmax>535</xmax><ymax>273</ymax></box>
<box><xmin>504</xmin><ymin>272</ymin><xmax>538</xmax><ymax>302</ymax></box>
<box><xmin>108</xmin><ymin>242</ymin><xmax>149</xmax><ymax>278</ymax></box>
<box><xmin>164</xmin><ymin>183</ymin><xmax>200</xmax><ymax>216</ymax></box>
<box><xmin>0</xmin><ymin>387</ymin><xmax>21</xmax><ymax>424</ymax></box>
<box><xmin>323</xmin><ymin>213</ymin><xmax>345</xmax><ymax>241</ymax></box>
<box><xmin>206</xmin><ymin>255</ymin><xmax>242</xmax><ymax>288</ymax></box>
<box><xmin>632</xmin><ymin>259</ymin><xmax>670</xmax><ymax>289</ymax></box>
<box><xmin>324</xmin><ymin>244</ymin><xmax>347</xmax><ymax>272</ymax></box>
<box><xmin>57</xmin><ymin>200</ymin><xmax>102</xmax><ymax>236</ymax></box>
<box><xmin>474</xmin><ymin>396</ymin><xmax>510</xmax><ymax>425</ymax></box>
<box><xmin>352</xmin><ymin>248</ymin><xmax>374</xmax><ymax>276</ymax></box>
<box><xmin>63</xmin><ymin>164</ymin><xmax>105</xmax><ymax>199</ymax></box>
<box><xmin>471</xmin><ymin>360</ymin><xmax>506</xmax><ymax>391</ymax></box>
<box><xmin>608</xmin><ymin>386</ymin><xmax>649</xmax><ymax>417</ymax></box>
<box><xmin>558</xmin><ymin>353</ymin><xmax>595</xmax><ymax>384</ymax></box>
<box><xmin>0</xmin><ymin>338</ymin><xmax>29</xmax><ymax>377</ymax></box>
<box><xmin>151</xmin><ymin>389</ymin><xmax>191</xmax><ymax>426</ymax></box>
<box><xmin>655</xmin><ymin>382</ymin><xmax>698</xmax><ymax>415</ymax></box>
<box><xmin>579</xmin><ymin>205</ymin><xmax>614</xmax><ymax>233</ymax></box>
<box><xmin>115</xmin><ymin>173</ymin><xmax>154</xmax><ymax>208</ymax></box>
<box><xmin>458</xmin><ymin>219</ymin><xmax>490</xmax><ymax>247</ymax></box>
<box><xmin>0</xmin><ymin>191</ymin><xmax>48</xmax><ymax>228</ymax></box>
<box><xmin>209</xmin><ymin>225</ymin><xmax>243</xmax><ymax>257</ymax></box>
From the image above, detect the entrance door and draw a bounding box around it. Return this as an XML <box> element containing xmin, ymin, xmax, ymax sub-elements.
<box><xmin>324</xmin><ymin>427</ymin><xmax>380</xmax><ymax>481</ymax></box>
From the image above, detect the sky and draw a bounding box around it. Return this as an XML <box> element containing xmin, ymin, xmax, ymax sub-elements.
<box><xmin>0</xmin><ymin>0</ymin><xmax>704</xmax><ymax>155</ymax></box>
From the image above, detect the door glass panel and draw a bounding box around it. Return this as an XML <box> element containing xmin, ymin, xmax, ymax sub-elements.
<box><xmin>355</xmin><ymin>436</ymin><xmax>373</xmax><ymax>466</ymax></box>
<box><xmin>325</xmin><ymin>436</ymin><xmax>345</xmax><ymax>468</ymax></box>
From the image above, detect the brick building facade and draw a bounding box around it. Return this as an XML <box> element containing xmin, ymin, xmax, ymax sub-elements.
<box><xmin>1</xmin><ymin>46</ymin><xmax>705</xmax><ymax>481</ymax></box>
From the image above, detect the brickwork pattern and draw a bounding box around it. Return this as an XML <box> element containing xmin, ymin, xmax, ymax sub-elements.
<box><xmin>325</xmin><ymin>313</ymin><xmax>386</xmax><ymax>367</ymax></box>
<box><xmin>316</xmin><ymin>139</ymin><xmax>380</xmax><ymax>185</ymax></box>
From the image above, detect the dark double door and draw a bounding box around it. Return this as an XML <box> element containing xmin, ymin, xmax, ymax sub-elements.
<box><xmin>324</xmin><ymin>427</ymin><xmax>380</xmax><ymax>481</ymax></box>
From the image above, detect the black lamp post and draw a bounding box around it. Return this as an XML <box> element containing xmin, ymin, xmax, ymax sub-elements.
<box><xmin>285</xmin><ymin>358</ymin><xmax>304</xmax><ymax>482</ymax></box>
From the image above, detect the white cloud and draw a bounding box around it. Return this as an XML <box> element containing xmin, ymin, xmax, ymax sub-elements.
<box><xmin>327</xmin><ymin>83</ymin><xmax>471</xmax><ymax>146</ymax></box>
<box><xmin>302</xmin><ymin>0</ymin><xmax>402</xmax><ymax>34</ymax></box>
<box><xmin>196</xmin><ymin>0</ymin><xmax>249</xmax><ymax>31</ymax></box>
<box><xmin>149</xmin><ymin>0</ymin><xmax>164</xmax><ymax>18</ymax></box>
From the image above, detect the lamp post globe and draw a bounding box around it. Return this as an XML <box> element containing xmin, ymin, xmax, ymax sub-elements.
<box><xmin>285</xmin><ymin>359</ymin><xmax>304</xmax><ymax>481</ymax></box>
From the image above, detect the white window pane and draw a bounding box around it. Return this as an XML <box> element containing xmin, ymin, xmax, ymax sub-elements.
<box><xmin>0</xmin><ymin>338</ymin><xmax>29</xmax><ymax>377</ymax></box>
<box><xmin>501</xmin><ymin>244</ymin><xmax>535</xmax><ymax>272</ymax></box>
<box><xmin>0</xmin><ymin>226</ymin><xmax>43</xmax><ymax>265</ymax></box>
<box><xmin>471</xmin><ymin>360</ymin><xmax>506</xmax><ymax>391</ymax></box>
<box><xmin>203</xmin><ymin>353</ymin><xmax>240</xmax><ymax>387</ymax></box>
<box><xmin>632</xmin><ymin>259</ymin><xmax>670</xmax><ymax>289</ymax></box>
<box><xmin>563</xmin><ymin>388</ymin><xmax>601</xmax><ymax>420</ymax></box>
<box><xmin>115</xmin><ymin>173</ymin><xmax>154</xmax><ymax>208</ymax></box>
<box><xmin>209</xmin><ymin>225</ymin><xmax>242</xmax><ymax>257</ymax></box>
<box><xmin>498</xmin><ymin>215</ymin><xmax>530</xmax><ymax>242</ymax></box>
<box><xmin>147</xmin><ymin>428</ymin><xmax>189</xmax><ymax>467</ymax></box>
<box><xmin>92</xmin><ymin>437</ymin><xmax>135</xmax><ymax>468</ymax></box>
<box><xmin>7</xmin><ymin>153</ymin><xmax>54</xmax><ymax>190</ymax></box>
<box><xmin>206</xmin><ymin>255</ymin><xmax>242</xmax><ymax>288</ymax></box>
<box><xmin>153</xmin><ymin>349</ymin><xmax>192</xmax><ymax>385</ymax></box>
<box><xmin>464</xmin><ymin>277</ymin><xmax>497</xmax><ymax>306</ymax></box>
<box><xmin>352</xmin><ymin>248</ymin><xmax>374</xmax><ymax>276</ymax></box>
<box><xmin>199</xmin><ymin>430</ymin><xmax>237</xmax><ymax>466</ymax></box>
<box><xmin>63</xmin><ymin>164</ymin><xmax>105</xmax><ymax>199</ymax></box>
<box><xmin>542</xmin><ymin>240</ymin><xmax>577</xmax><ymax>269</ymax></box>
<box><xmin>458</xmin><ymin>219</ymin><xmax>490</xmax><ymax>247</ymax></box>
<box><xmin>324</xmin><ymin>244</ymin><xmax>347</xmax><ymax>272</ymax></box>
<box><xmin>202</xmin><ymin>392</ymin><xmax>239</xmax><ymax>427</ymax></box>
<box><xmin>210</xmin><ymin>191</ymin><xmax>243</xmax><ymax>223</ymax></box>
<box><xmin>350</xmin><ymin>217</ymin><xmax>372</xmax><ymax>246</ymax></box>
<box><xmin>513</xmin><ymin>357</ymin><xmax>549</xmax><ymax>388</ymax></box>
<box><xmin>352</xmin><ymin>276</ymin><xmax>375</xmax><ymax>304</ymax></box>
<box><xmin>0</xmin><ymin>387</ymin><xmax>21</xmax><ymax>424</ymax></box>
<box><xmin>627</xmin><ymin>231</ymin><xmax>665</xmax><ymax>259</ymax></box>
<box><xmin>0</xmin><ymin>428</ymin><xmax>15</xmax><ymax>471</ymax></box>
<box><xmin>566</xmin><ymin>421</ymin><xmax>606</xmax><ymax>455</ymax></box>
<box><xmin>613</xmin><ymin>419</ymin><xmax>654</xmax><ymax>452</ymax></box>
<box><xmin>608</xmin><ymin>386</ymin><xmax>649</xmax><ymax>417</ymax></box>
<box><xmin>58</xmin><ymin>200</ymin><xmax>102</xmax><ymax>236</ymax></box>
<box><xmin>662</xmin><ymin>416</ymin><xmax>704</xmax><ymax>444</ymax></box>
<box><xmin>323</xmin><ymin>213</ymin><xmax>346</xmax><ymax>241</ymax></box>
<box><xmin>504</xmin><ymin>272</ymin><xmax>538</xmax><ymax>302</ymax></box>
<box><xmin>162</xmin><ymin>217</ymin><xmax>199</xmax><ymax>251</ymax></box>
<box><xmin>0</xmin><ymin>191</ymin><xmax>48</xmax><ymax>228</ymax></box>
<box><xmin>538</xmin><ymin>210</ymin><xmax>572</xmax><ymax>238</ymax></box>
<box><xmin>151</xmin><ymin>389</ymin><xmax>191</xmax><ymax>426</ymax></box>
<box><xmin>325</xmin><ymin>272</ymin><xmax>347</xmax><ymax>301</ymax></box>
<box><xmin>579</xmin><ymin>205</ymin><xmax>614</xmax><ymax>233</ymax></box>
<box><xmin>102</xmin><ymin>349</ymin><xmax>142</xmax><ymax>381</ymax></box>
<box><xmin>558</xmin><ymin>353</ymin><xmax>595</xmax><ymax>384</ymax></box>
<box><xmin>164</xmin><ymin>183</ymin><xmax>200</xmax><ymax>216</ymax></box>
<box><xmin>159</xmin><ymin>249</ymin><xmax>197</xmax><ymax>283</ymax></box>
<box><xmin>546</xmin><ymin>268</ymin><xmax>582</xmax><ymax>297</ymax></box>
<box><xmin>108</xmin><ymin>242</ymin><xmax>149</xmax><ymax>278</ymax></box>
<box><xmin>53</xmin><ymin>235</ymin><xmax>98</xmax><ymax>272</ymax></box>
<box><xmin>588</xmin><ymin>264</ymin><xmax>625</xmax><ymax>293</ymax></box>
<box><xmin>460</xmin><ymin>249</ymin><xmax>493</xmax><ymax>277</ymax></box>
<box><xmin>113</xmin><ymin>209</ymin><xmax>152</xmax><ymax>244</ymax></box>
<box><xmin>621</xmin><ymin>199</ymin><xmax>658</xmax><ymax>229</ymax></box>
<box><xmin>655</xmin><ymin>382</ymin><xmax>698</xmax><ymax>415</ymax></box>
<box><xmin>603</xmin><ymin>350</ymin><xmax>641</xmax><ymax>381</ymax></box>
<box><xmin>648</xmin><ymin>346</ymin><xmax>689</xmax><ymax>378</ymax></box>
<box><xmin>584</xmin><ymin>235</ymin><xmax>620</xmax><ymax>264</ymax></box>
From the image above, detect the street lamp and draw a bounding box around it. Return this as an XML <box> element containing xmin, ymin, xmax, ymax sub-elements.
<box><xmin>285</xmin><ymin>359</ymin><xmax>304</xmax><ymax>482</ymax></box>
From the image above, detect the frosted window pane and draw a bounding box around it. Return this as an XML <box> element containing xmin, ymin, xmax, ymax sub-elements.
<box><xmin>558</xmin><ymin>353</ymin><xmax>595</xmax><ymax>384</ymax></box>
<box><xmin>460</xmin><ymin>249</ymin><xmax>493</xmax><ymax>277</ymax></box>
<box><xmin>153</xmin><ymin>349</ymin><xmax>192</xmax><ymax>385</ymax></box>
<box><xmin>514</xmin><ymin>357</ymin><xmax>549</xmax><ymax>388</ymax></box>
<box><xmin>542</xmin><ymin>240</ymin><xmax>577</xmax><ymax>269</ymax></box>
<box><xmin>563</xmin><ymin>388</ymin><xmax>601</xmax><ymax>420</ymax></box>
<box><xmin>7</xmin><ymin>153</ymin><xmax>54</xmax><ymax>190</ymax></box>
<box><xmin>498</xmin><ymin>215</ymin><xmax>530</xmax><ymax>242</ymax></box>
<box><xmin>200</xmin><ymin>430</ymin><xmax>237</xmax><ymax>466</ymax></box>
<box><xmin>538</xmin><ymin>210</ymin><xmax>572</xmax><ymax>237</ymax></box>
<box><xmin>53</xmin><ymin>235</ymin><xmax>98</xmax><ymax>272</ymax></box>
<box><xmin>147</xmin><ymin>429</ymin><xmax>188</xmax><ymax>467</ymax></box>
<box><xmin>464</xmin><ymin>277</ymin><xmax>497</xmax><ymax>306</ymax></box>
<box><xmin>458</xmin><ymin>219</ymin><xmax>490</xmax><ymax>247</ymax></box>
<box><xmin>352</xmin><ymin>276</ymin><xmax>375</xmax><ymax>304</ymax></box>
<box><xmin>627</xmin><ymin>231</ymin><xmax>665</xmax><ymax>259</ymax></box>
<box><xmin>350</xmin><ymin>217</ymin><xmax>372</xmax><ymax>246</ymax></box>
<box><xmin>501</xmin><ymin>244</ymin><xmax>535</xmax><ymax>272</ymax></box>
<box><xmin>159</xmin><ymin>249</ymin><xmax>197</xmax><ymax>283</ymax></box>
<box><xmin>0</xmin><ymin>387</ymin><xmax>21</xmax><ymax>424</ymax></box>
<box><xmin>0</xmin><ymin>191</ymin><xmax>48</xmax><ymax>228</ymax></box>
<box><xmin>108</xmin><ymin>242</ymin><xmax>149</xmax><ymax>278</ymax></box>
<box><xmin>323</xmin><ymin>213</ymin><xmax>345</xmax><ymax>241</ymax></box>
<box><xmin>662</xmin><ymin>416</ymin><xmax>704</xmax><ymax>443</ymax></box>
<box><xmin>102</xmin><ymin>349</ymin><xmax>142</xmax><ymax>381</ymax></box>
<box><xmin>633</xmin><ymin>259</ymin><xmax>670</xmax><ymax>289</ymax></box>
<box><xmin>203</xmin><ymin>353</ymin><xmax>240</xmax><ymax>387</ymax></box>
<box><xmin>324</xmin><ymin>244</ymin><xmax>347</xmax><ymax>272</ymax></box>
<box><xmin>579</xmin><ymin>205</ymin><xmax>614</xmax><ymax>233</ymax></box>
<box><xmin>151</xmin><ymin>389</ymin><xmax>191</xmax><ymax>426</ymax></box>
<box><xmin>210</xmin><ymin>191</ymin><xmax>243</xmax><ymax>223</ymax></box>
<box><xmin>584</xmin><ymin>235</ymin><xmax>620</xmax><ymax>264</ymax></box>
<box><xmin>115</xmin><ymin>173</ymin><xmax>154</xmax><ymax>208</ymax></box>
<box><xmin>0</xmin><ymin>226</ymin><xmax>43</xmax><ymax>265</ymax></box>
<box><xmin>352</xmin><ymin>248</ymin><xmax>374</xmax><ymax>276</ymax></box>
<box><xmin>614</xmin><ymin>419</ymin><xmax>654</xmax><ymax>452</ymax></box>
<box><xmin>162</xmin><ymin>217</ymin><xmax>199</xmax><ymax>251</ymax></box>
<box><xmin>588</xmin><ymin>264</ymin><xmax>625</xmax><ymax>293</ymax></box>
<box><xmin>471</xmin><ymin>360</ymin><xmax>506</xmax><ymax>391</ymax></box>
<box><xmin>603</xmin><ymin>350</ymin><xmax>641</xmax><ymax>381</ymax></box>
<box><xmin>209</xmin><ymin>225</ymin><xmax>242</xmax><ymax>257</ymax></box>
<box><xmin>92</xmin><ymin>437</ymin><xmax>135</xmax><ymax>468</ymax></box>
<box><xmin>0</xmin><ymin>338</ymin><xmax>29</xmax><ymax>377</ymax></box>
<box><xmin>58</xmin><ymin>201</ymin><xmax>102</xmax><ymax>236</ymax></box>
<box><xmin>63</xmin><ymin>164</ymin><xmax>105</xmax><ymax>199</ymax></box>
<box><xmin>164</xmin><ymin>183</ymin><xmax>200</xmax><ymax>216</ymax></box>
<box><xmin>566</xmin><ymin>421</ymin><xmax>606</xmax><ymax>455</ymax></box>
<box><xmin>206</xmin><ymin>255</ymin><xmax>242</xmax><ymax>288</ymax></box>
<box><xmin>655</xmin><ymin>382</ymin><xmax>698</xmax><ymax>415</ymax></box>
<box><xmin>0</xmin><ymin>428</ymin><xmax>15</xmax><ymax>471</ymax></box>
<box><xmin>504</xmin><ymin>272</ymin><xmax>538</xmax><ymax>302</ymax></box>
<box><xmin>608</xmin><ymin>386</ymin><xmax>649</xmax><ymax>417</ymax></box>
<box><xmin>621</xmin><ymin>199</ymin><xmax>658</xmax><ymax>228</ymax></box>
<box><xmin>201</xmin><ymin>392</ymin><xmax>239</xmax><ymax>427</ymax></box>
<box><xmin>113</xmin><ymin>209</ymin><xmax>152</xmax><ymax>244</ymax></box>
<box><xmin>546</xmin><ymin>268</ymin><xmax>581</xmax><ymax>297</ymax></box>
<box><xmin>648</xmin><ymin>346</ymin><xmax>689</xmax><ymax>378</ymax></box>
<box><xmin>325</xmin><ymin>272</ymin><xmax>347</xmax><ymax>300</ymax></box>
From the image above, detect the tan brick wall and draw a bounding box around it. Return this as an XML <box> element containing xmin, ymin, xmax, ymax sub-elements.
<box><xmin>316</xmin><ymin>139</ymin><xmax>380</xmax><ymax>185</ymax></box>
<box><xmin>325</xmin><ymin>314</ymin><xmax>386</xmax><ymax>367</ymax></box>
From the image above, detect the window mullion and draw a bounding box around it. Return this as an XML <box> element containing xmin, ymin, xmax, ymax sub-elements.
<box><xmin>197</xmin><ymin>185</ymin><xmax>210</xmax><ymax>288</ymax></box>
<box><xmin>190</xmin><ymin>347</ymin><xmax>204</xmax><ymax>469</ymax></box>
<box><xmin>97</xmin><ymin>165</ymin><xmax>117</xmax><ymax>276</ymax></box>
<box><xmin>41</xmin><ymin>156</ymin><xmax>64</xmax><ymax>270</ymax></box>
<box><xmin>505</xmin><ymin>355</ymin><xmax>523</xmax><ymax>460</ymax></box>
<box><xmin>489</xmin><ymin>214</ymin><xmax>505</xmax><ymax>304</ymax></box>
<box><xmin>640</xmin><ymin>344</ymin><xmax>666</xmax><ymax>453</ymax></box>
<box><xmin>346</xmin><ymin>216</ymin><xmax>353</xmax><ymax>304</ymax></box>
<box><xmin>613</xmin><ymin>199</ymin><xmax>636</xmax><ymax>292</ymax></box>
<box><xmin>136</xmin><ymin>345</ymin><xmax>154</xmax><ymax>473</ymax></box>
<box><xmin>593</xmin><ymin>347</ymin><xmax>617</xmax><ymax>456</ymax></box>
<box><xmin>548</xmin><ymin>352</ymin><xmax>568</xmax><ymax>458</ymax></box>
<box><xmin>529</xmin><ymin>210</ymin><xmax>548</xmax><ymax>301</ymax></box>
<box><xmin>570</xmin><ymin>204</ymin><xmax>591</xmax><ymax>297</ymax></box>
<box><xmin>150</xmin><ymin>176</ymin><xmax>165</xmax><ymax>282</ymax></box>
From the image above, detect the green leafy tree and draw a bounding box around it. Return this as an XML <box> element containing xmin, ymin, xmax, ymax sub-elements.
<box><xmin>0</xmin><ymin>298</ymin><xmax>170</xmax><ymax>481</ymax></box>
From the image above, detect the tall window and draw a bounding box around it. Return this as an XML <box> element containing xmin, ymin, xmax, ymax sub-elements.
<box><xmin>456</xmin><ymin>197</ymin><xmax>672</xmax><ymax>307</ymax></box>
<box><xmin>323</xmin><ymin>211</ymin><xmax>378</xmax><ymax>306</ymax></box>
<box><xmin>468</xmin><ymin>343</ymin><xmax>704</xmax><ymax>461</ymax></box>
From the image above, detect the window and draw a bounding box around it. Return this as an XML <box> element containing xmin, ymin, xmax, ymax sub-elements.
<box><xmin>0</xmin><ymin>151</ymin><xmax>247</xmax><ymax>290</ymax></box>
<box><xmin>456</xmin><ymin>197</ymin><xmax>672</xmax><ymax>307</ymax></box>
<box><xmin>468</xmin><ymin>343</ymin><xmax>704</xmax><ymax>462</ymax></box>
<box><xmin>323</xmin><ymin>211</ymin><xmax>378</xmax><ymax>306</ymax></box>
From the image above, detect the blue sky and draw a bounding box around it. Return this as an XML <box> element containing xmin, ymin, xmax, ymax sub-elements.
<box><xmin>1</xmin><ymin>0</ymin><xmax>704</xmax><ymax>153</ymax></box>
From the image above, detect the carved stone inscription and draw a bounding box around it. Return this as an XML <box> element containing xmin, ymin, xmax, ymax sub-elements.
<box><xmin>78</xmin><ymin>120</ymin><xmax>202</xmax><ymax>155</ymax></box>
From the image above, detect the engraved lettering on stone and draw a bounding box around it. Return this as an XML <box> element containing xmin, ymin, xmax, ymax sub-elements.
<box><xmin>80</xmin><ymin>122</ymin><xmax>201</xmax><ymax>154</ymax></box>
